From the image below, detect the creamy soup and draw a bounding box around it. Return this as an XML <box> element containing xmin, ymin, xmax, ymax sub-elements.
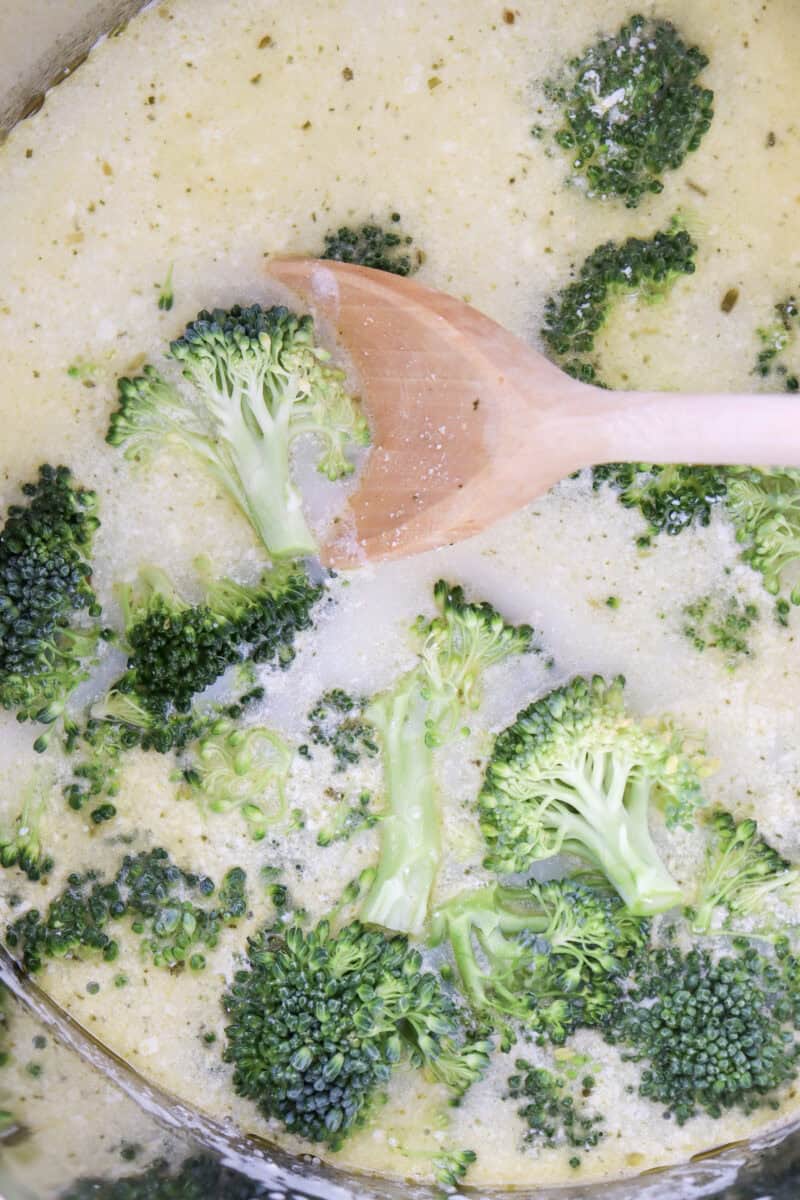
<box><xmin>1</xmin><ymin>0</ymin><xmax>800</xmax><ymax>1195</ymax></box>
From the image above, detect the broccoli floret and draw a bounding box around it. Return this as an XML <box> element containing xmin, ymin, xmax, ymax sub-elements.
<box><xmin>605</xmin><ymin>943</ymin><xmax>800</xmax><ymax>1122</ymax></box>
<box><xmin>479</xmin><ymin>675</ymin><xmax>709</xmax><ymax>915</ymax></box>
<box><xmin>321</xmin><ymin>216</ymin><xmax>418</xmax><ymax>275</ymax></box>
<box><xmin>431</xmin><ymin>879</ymin><xmax>646</xmax><ymax>1044</ymax></box>
<box><xmin>506</xmin><ymin>1061</ymin><xmax>604</xmax><ymax>1161</ymax></box>
<box><xmin>544</xmin><ymin>14</ymin><xmax>714</xmax><ymax>207</ymax></box>
<box><xmin>725</xmin><ymin>468</ymin><xmax>800</xmax><ymax>609</ymax></box>
<box><xmin>0</xmin><ymin>772</ymin><xmax>54</xmax><ymax>882</ymax></box>
<box><xmin>223</xmin><ymin>918</ymin><xmax>490</xmax><ymax>1148</ymax></box>
<box><xmin>681</xmin><ymin>592</ymin><xmax>759</xmax><ymax>668</ymax></box>
<box><xmin>178</xmin><ymin>718</ymin><xmax>293</xmax><ymax>840</ymax></box>
<box><xmin>6</xmin><ymin>849</ymin><xmax>247</xmax><ymax>973</ymax></box>
<box><xmin>0</xmin><ymin>465</ymin><xmax>105</xmax><ymax>740</ymax></box>
<box><xmin>306</xmin><ymin>688</ymin><xmax>379</xmax><ymax>770</ymax></box>
<box><xmin>317</xmin><ymin>789</ymin><xmax>381</xmax><ymax>847</ymax></box>
<box><xmin>60</xmin><ymin>1154</ymin><xmax>271</xmax><ymax>1200</ymax></box>
<box><xmin>541</xmin><ymin>227</ymin><xmax>697</xmax><ymax>385</ymax></box>
<box><xmin>592</xmin><ymin>463</ymin><xmax>730</xmax><ymax>545</ymax></box>
<box><xmin>359</xmin><ymin>580</ymin><xmax>534</xmax><ymax>935</ymax></box>
<box><xmin>63</xmin><ymin>560</ymin><xmax>319</xmax><ymax>811</ymax></box>
<box><xmin>107</xmin><ymin>304</ymin><xmax>369</xmax><ymax>559</ymax></box>
<box><xmin>689</xmin><ymin>811</ymin><xmax>798</xmax><ymax>934</ymax></box>
<box><xmin>754</xmin><ymin>297</ymin><xmax>799</xmax><ymax>392</ymax></box>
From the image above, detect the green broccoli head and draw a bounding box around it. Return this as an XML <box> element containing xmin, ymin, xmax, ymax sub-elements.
<box><xmin>479</xmin><ymin>675</ymin><xmax>710</xmax><ymax>915</ymax></box>
<box><xmin>431</xmin><ymin>879</ymin><xmax>647</xmax><ymax>1044</ymax></box>
<box><xmin>321</xmin><ymin>217</ymin><xmax>417</xmax><ymax>276</ymax></box>
<box><xmin>416</xmin><ymin>580</ymin><xmax>535</xmax><ymax>743</ymax></box>
<box><xmin>108</xmin><ymin>304</ymin><xmax>369</xmax><ymax>559</ymax></box>
<box><xmin>223</xmin><ymin>919</ymin><xmax>490</xmax><ymax>1148</ymax></box>
<box><xmin>0</xmin><ymin>465</ymin><xmax>103</xmax><ymax>731</ymax></box>
<box><xmin>689</xmin><ymin>810</ymin><xmax>797</xmax><ymax>934</ymax></box>
<box><xmin>545</xmin><ymin>14</ymin><xmax>714</xmax><ymax>207</ymax></box>
<box><xmin>592</xmin><ymin>463</ymin><xmax>729</xmax><ymax>545</ymax></box>
<box><xmin>178</xmin><ymin>718</ymin><xmax>293</xmax><ymax>840</ymax></box>
<box><xmin>506</xmin><ymin>1060</ymin><xmax>605</xmax><ymax>1159</ymax></box>
<box><xmin>0</xmin><ymin>772</ymin><xmax>54</xmax><ymax>882</ymax></box>
<box><xmin>606</xmin><ymin>943</ymin><xmax>800</xmax><ymax>1123</ymax></box>
<box><xmin>541</xmin><ymin>228</ymin><xmax>697</xmax><ymax>385</ymax></box>
<box><xmin>725</xmin><ymin>468</ymin><xmax>800</xmax><ymax>608</ymax></box>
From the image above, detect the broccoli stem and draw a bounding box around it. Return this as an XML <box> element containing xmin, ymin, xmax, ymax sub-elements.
<box><xmin>360</xmin><ymin>679</ymin><xmax>440</xmax><ymax>935</ymax></box>
<box><xmin>223</xmin><ymin>410</ymin><xmax>316</xmax><ymax>559</ymax></box>
<box><xmin>558</xmin><ymin>769</ymin><xmax>682</xmax><ymax>916</ymax></box>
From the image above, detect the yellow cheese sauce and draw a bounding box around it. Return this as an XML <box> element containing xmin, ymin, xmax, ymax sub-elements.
<box><xmin>1</xmin><ymin>0</ymin><xmax>800</xmax><ymax>1193</ymax></box>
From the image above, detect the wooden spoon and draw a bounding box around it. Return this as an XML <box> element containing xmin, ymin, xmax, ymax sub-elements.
<box><xmin>267</xmin><ymin>258</ymin><xmax>800</xmax><ymax>568</ymax></box>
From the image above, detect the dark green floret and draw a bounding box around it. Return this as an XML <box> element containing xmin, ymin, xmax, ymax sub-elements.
<box><xmin>0</xmin><ymin>465</ymin><xmax>105</xmax><ymax>738</ymax></box>
<box><xmin>321</xmin><ymin>216</ymin><xmax>418</xmax><ymax>276</ymax></box>
<box><xmin>107</xmin><ymin>304</ymin><xmax>369</xmax><ymax>559</ymax></box>
<box><xmin>592</xmin><ymin>463</ymin><xmax>729</xmax><ymax>543</ymax></box>
<box><xmin>222</xmin><ymin>918</ymin><xmax>490</xmax><ymax>1148</ymax></box>
<box><xmin>6</xmin><ymin>848</ymin><xmax>247</xmax><ymax>973</ymax></box>
<box><xmin>689</xmin><ymin>810</ymin><xmax>797</xmax><ymax>934</ymax></box>
<box><xmin>541</xmin><ymin>227</ymin><xmax>697</xmax><ymax>384</ymax></box>
<box><xmin>605</xmin><ymin>943</ymin><xmax>800</xmax><ymax>1123</ymax></box>
<box><xmin>479</xmin><ymin>675</ymin><xmax>709</xmax><ymax>914</ymax></box>
<box><xmin>0</xmin><ymin>773</ymin><xmax>54</xmax><ymax>881</ymax></box>
<box><xmin>60</xmin><ymin>1154</ymin><xmax>271</xmax><ymax>1200</ymax></box>
<box><xmin>506</xmin><ymin>1061</ymin><xmax>604</xmax><ymax>1161</ymax></box>
<box><xmin>359</xmin><ymin>580</ymin><xmax>534</xmax><ymax>934</ymax></box>
<box><xmin>306</xmin><ymin>688</ymin><xmax>379</xmax><ymax>771</ymax></box>
<box><xmin>754</xmin><ymin>297</ymin><xmax>799</xmax><ymax>392</ymax></box>
<box><xmin>681</xmin><ymin>592</ymin><xmax>759</xmax><ymax>668</ymax></box>
<box><xmin>431</xmin><ymin>879</ymin><xmax>646</xmax><ymax>1045</ymax></box>
<box><xmin>544</xmin><ymin>14</ymin><xmax>714</xmax><ymax>206</ymax></box>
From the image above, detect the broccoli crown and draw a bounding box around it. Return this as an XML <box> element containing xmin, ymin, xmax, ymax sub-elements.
<box><xmin>754</xmin><ymin>297</ymin><xmax>799</xmax><ymax>392</ymax></box>
<box><xmin>431</xmin><ymin>879</ymin><xmax>646</xmax><ymax>1044</ymax></box>
<box><xmin>321</xmin><ymin>217</ymin><xmax>417</xmax><ymax>276</ymax></box>
<box><xmin>0</xmin><ymin>465</ymin><xmax>103</xmax><ymax>726</ymax></box>
<box><xmin>606</xmin><ymin>943</ymin><xmax>800</xmax><ymax>1123</ymax></box>
<box><xmin>545</xmin><ymin>14</ymin><xmax>714</xmax><ymax>207</ymax></box>
<box><xmin>359</xmin><ymin>581</ymin><xmax>534</xmax><ymax>935</ymax></box>
<box><xmin>541</xmin><ymin>228</ymin><xmax>697</xmax><ymax>385</ymax></box>
<box><xmin>416</xmin><ymin>580</ymin><xmax>535</xmax><ymax>743</ymax></box>
<box><xmin>223</xmin><ymin>919</ymin><xmax>490</xmax><ymax>1148</ymax></box>
<box><xmin>0</xmin><ymin>772</ymin><xmax>54</xmax><ymax>882</ymax></box>
<box><xmin>592</xmin><ymin>463</ymin><xmax>729</xmax><ymax>544</ymax></box>
<box><xmin>60</xmin><ymin>1154</ymin><xmax>269</xmax><ymax>1200</ymax></box>
<box><xmin>689</xmin><ymin>810</ymin><xmax>797</xmax><ymax>934</ymax></box>
<box><xmin>114</xmin><ymin>562</ymin><xmax>320</xmax><ymax>720</ymax></box>
<box><xmin>107</xmin><ymin>304</ymin><xmax>369</xmax><ymax>559</ymax></box>
<box><xmin>179</xmin><ymin>718</ymin><xmax>293</xmax><ymax>840</ymax></box>
<box><xmin>306</xmin><ymin>687</ymin><xmax>379</xmax><ymax>771</ymax></box>
<box><xmin>681</xmin><ymin>593</ymin><xmax>759</xmax><ymax>669</ymax></box>
<box><xmin>725</xmin><ymin>468</ymin><xmax>800</xmax><ymax>608</ymax></box>
<box><xmin>6</xmin><ymin>849</ymin><xmax>246</xmax><ymax>973</ymax></box>
<box><xmin>506</xmin><ymin>1061</ymin><xmax>604</xmax><ymax>1159</ymax></box>
<box><xmin>479</xmin><ymin>675</ymin><xmax>708</xmax><ymax>915</ymax></box>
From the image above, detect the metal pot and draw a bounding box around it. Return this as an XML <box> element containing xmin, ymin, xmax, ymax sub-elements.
<box><xmin>0</xmin><ymin>4</ymin><xmax>797</xmax><ymax>1198</ymax></box>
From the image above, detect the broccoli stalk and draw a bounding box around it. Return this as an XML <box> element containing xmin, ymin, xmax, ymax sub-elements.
<box><xmin>107</xmin><ymin>305</ymin><xmax>369</xmax><ymax>559</ymax></box>
<box><xmin>479</xmin><ymin>675</ymin><xmax>710</xmax><ymax>915</ymax></box>
<box><xmin>359</xmin><ymin>581</ymin><xmax>534</xmax><ymax>935</ymax></box>
<box><xmin>690</xmin><ymin>811</ymin><xmax>798</xmax><ymax>934</ymax></box>
<box><xmin>431</xmin><ymin>879</ymin><xmax>646</xmax><ymax>1043</ymax></box>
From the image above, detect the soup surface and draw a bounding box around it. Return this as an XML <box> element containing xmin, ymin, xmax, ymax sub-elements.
<box><xmin>1</xmin><ymin>0</ymin><xmax>800</xmax><ymax>1194</ymax></box>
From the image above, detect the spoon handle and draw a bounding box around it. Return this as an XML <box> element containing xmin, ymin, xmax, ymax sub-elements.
<box><xmin>566</xmin><ymin>385</ymin><xmax>800</xmax><ymax>469</ymax></box>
